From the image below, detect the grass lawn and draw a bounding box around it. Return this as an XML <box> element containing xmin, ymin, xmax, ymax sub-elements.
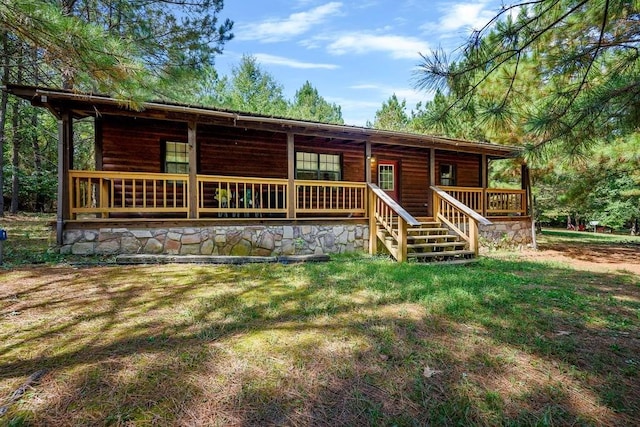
<box><xmin>1</xmin><ymin>215</ymin><xmax>639</xmax><ymax>425</ymax></box>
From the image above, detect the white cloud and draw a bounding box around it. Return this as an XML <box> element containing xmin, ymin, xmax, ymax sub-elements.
<box><xmin>327</xmin><ymin>33</ymin><xmax>430</xmax><ymax>59</ymax></box>
<box><xmin>422</xmin><ymin>1</ymin><xmax>496</xmax><ymax>35</ymax></box>
<box><xmin>350</xmin><ymin>83</ymin><xmax>431</xmax><ymax>107</ymax></box>
<box><xmin>236</xmin><ymin>2</ymin><xmax>343</xmax><ymax>43</ymax></box>
<box><xmin>349</xmin><ymin>84</ymin><xmax>379</xmax><ymax>90</ymax></box>
<box><xmin>254</xmin><ymin>53</ymin><xmax>339</xmax><ymax>70</ymax></box>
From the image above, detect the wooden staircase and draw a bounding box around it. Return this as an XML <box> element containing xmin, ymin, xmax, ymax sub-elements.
<box><xmin>407</xmin><ymin>219</ymin><xmax>476</xmax><ymax>262</ymax></box>
<box><xmin>368</xmin><ymin>184</ymin><xmax>490</xmax><ymax>263</ymax></box>
<box><xmin>377</xmin><ymin>218</ymin><xmax>476</xmax><ymax>263</ymax></box>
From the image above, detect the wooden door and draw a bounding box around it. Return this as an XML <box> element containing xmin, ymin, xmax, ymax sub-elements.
<box><xmin>378</xmin><ymin>160</ymin><xmax>398</xmax><ymax>201</ymax></box>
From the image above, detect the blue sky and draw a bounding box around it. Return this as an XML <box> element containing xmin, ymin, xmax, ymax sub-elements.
<box><xmin>215</xmin><ymin>1</ymin><xmax>504</xmax><ymax>126</ymax></box>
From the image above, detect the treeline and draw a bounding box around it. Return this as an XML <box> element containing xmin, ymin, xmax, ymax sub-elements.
<box><xmin>0</xmin><ymin>1</ymin><xmax>342</xmax><ymax>214</ymax></box>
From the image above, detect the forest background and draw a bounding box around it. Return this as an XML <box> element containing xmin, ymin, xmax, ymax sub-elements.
<box><xmin>1</xmin><ymin>0</ymin><xmax>638</xmax><ymax>232</ymax></box>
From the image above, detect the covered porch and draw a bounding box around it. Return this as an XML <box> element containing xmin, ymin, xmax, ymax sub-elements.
<box><xmin>68</xmin><ymin>171</ymin><xmax>526</xmax><ymax>220</ymax></box>
<box><xmin>5</xmin><ymin>85</ymin><xmax>531</xmax><ymax>261</ymax></box>
<box><xmin>66</xmin><ymin>169</ymin><xmax>530</xmax><ymax>262</ymax></box>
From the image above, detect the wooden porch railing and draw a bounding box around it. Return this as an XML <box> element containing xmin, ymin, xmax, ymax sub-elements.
<box><xmin>486</xmin><ymin>188</ymin><xmax>527</xmax><ymax>216</ymax></box>
<box><xmin>197</xmin><ymin>175</ymin><xmax>288</xmax><ymax>217</ymax></box>
<box><xmin>431</xmin><ymin>186</ymin><xmax>492</xmax><ymax>256</ymax></box>
<box><xmin>439</xmin><ymin>186</ymin><xmax>527</xmax><ymax>216</ymax></box>
<box><xmin>69</xmin><ymin>170</ymin><xmax>367</xmax><ymax>219</ymax></box>
<box><xmin>296</xmin><ymin>180</ymin><xmax>366</xmax><ymax>215</ymax></box>
<box><xmin>69</xmin><ymin>170</ymin><xmax>189</xmax><ymax>218</ymax></box>
<box><xmin>368</xmin><ymin>183</ymin><xmax>421</xmax><ymax>262</ymax></box>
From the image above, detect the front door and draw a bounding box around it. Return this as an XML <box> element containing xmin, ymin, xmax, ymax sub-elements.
<box><xmin>378</xmin><ymin>160</ymin><xmax>398</xmax><ymax>201</ymax></box>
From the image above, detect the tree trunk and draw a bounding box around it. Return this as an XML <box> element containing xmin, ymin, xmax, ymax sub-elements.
<box><xmin>10</xmin><ymin>98</ymin><xmax>20</xmax><ymax>214</ymax></box>
<box><xmin>0</xmin><ymin>31</ymin><xmax>9</xmax><ymax>216</ymax></box>
<box><xmin>31</xmin><ymin>47</ymin><xmax>45</xmax><ymax>211</ymax></box>
<box><xmin>10</xmin><ymin>42</ymin><xmax>23</xmax><ymax>214</ymax></box>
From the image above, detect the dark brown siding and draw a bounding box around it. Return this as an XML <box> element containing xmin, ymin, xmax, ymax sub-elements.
<box><xmin>371</xmin><ymin>144</ymin><xmax>430</xmax><ymax>217</ymax></box>
<box><xmin>198</xmin><ymin>125</ymin><xmax>287</xmax><ymax>178</ymax></box>
<box><xmin>435</xmin><ymin>151</ymin><xmax>481</xmax><ymax>187</ymax></box>
<box><xmin>101</xmin><ymin>116</ymin><xmax>186</xmax><ymax>172</ymax></box>
<box><xmin>295</xmin><ymin>138</ymin><xmax>365</xmax><ymax>182</ymax></box>
<box><xmin>100</xmin><ymin>118</ymin><xmax>367</xmax><ymax>181</ymax></box>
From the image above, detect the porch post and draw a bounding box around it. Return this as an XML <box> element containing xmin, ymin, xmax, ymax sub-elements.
<box><xmin>94</xmin><ymin>117</ymin><xmax>103</xmax><ymax>171</ymax></box>
<box><xmin>523</xmin><ymin>163</ymin><xmax>537</xmax><ymax>249</ymax></box>
<box><xmin>368</xmin><ymin>189</ymin><xmax>377</xmax><ymax>255</ymax></box>
<box><xmin>287</xmin><ymin>132</ymin><xmax>296</xmax><ymax>218</ymax></box>
<box><xmin>522</xmin><ymin>163</ymin><xmax>530</xmax><ymax>216</ymax></box>
<box><xmin>57</xmin><ymin>110</ymin><xmax>73</xmax><ymax>245</ymax></box>
<box><xmin>365</xmin><ymin>141</ymin><xmax>372</xmax><ymax>183</ymax></box>
<box><xmin>365</xmin><ymin>141</ymin><xmax>372</xmax><ymax>225</ymax></box>
<box><xmin>481</xmin><ymin>154</ymin><xmax>488</xmax><ymax>216</ymax></box>
<box><xmin>397</xmin><ymin>218</ymin><xmax>408</xmax><ymax>262</ymax></box>
<box><xmin>429</xmin><ymin>148</ymin><xmax>435</xmax><ymax>217</ymax></box>
<box><xmin>188</xmin><ymin>121</ymin><xmax>198</xmax><ymax>219</ymax></box>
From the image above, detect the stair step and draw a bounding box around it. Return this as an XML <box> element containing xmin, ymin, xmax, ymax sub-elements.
<box><xmin>418</xmin><ymin>221</ymin><xmax>442</xmax><ymax>227</ymax></box>
<box><xmin>407</xmin><ymin>227</ymin><xmax>450</xmax><ymax>234</ymax></box>
<box><xmin>407</xmin><ymin>234</ymin><xmax>460</xmax><ymax>241</ymax></box>
<box><xmin>408</xmin><ymin>250</ymin><xmax>475</xmax><ymax>259</ymax></box>
<box><xmin>407</xmin><ymin>241</ymin><xmax>467</xmax><ymax>249</ymax></box>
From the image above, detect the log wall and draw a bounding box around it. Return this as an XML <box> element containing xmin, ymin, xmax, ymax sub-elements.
<box><xmin>371</xmin><ymin>144</ymin><xmax>430</xmax><ymax>217</ymax></box>
<box><xmin>101</xmin><ymin>116</ymin><xmax>185</xmax><ymax>172</ymax></box>
<box><xmin>99</xmin><ymin>116</ymin><xmax>483</xmax><ymax>220</ymax></box>
<box><xmin>435</xmin><ymin>151</ymin><xmax>481</xmax><ymax>187</ymax></box>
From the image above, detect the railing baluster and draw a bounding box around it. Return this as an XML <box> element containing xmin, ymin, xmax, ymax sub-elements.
<box><xmin>68</xmin><ymin>171</ymin><xmax>369</xmax><ymax>218</ymax></box>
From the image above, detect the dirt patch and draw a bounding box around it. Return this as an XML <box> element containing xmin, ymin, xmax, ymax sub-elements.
<box><xmin>517</xmin><ymin>241</ymin><xmax>640</xmax><ymax>275</ymax></box>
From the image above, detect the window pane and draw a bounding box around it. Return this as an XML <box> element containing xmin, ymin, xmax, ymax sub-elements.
<box><xmin>440</xmin><ymin>164</ymin><xmax>455</xmax><ymax>186</ymax></box>
<box><xmin>296</xmin><ymin>151</ymin><xmax>341</xmax><ymax>181</ymax></box>
<box><xmin>165</xmin><ymin>141</ymin><xmax>189</xmax><ymax>174</ymax></box>
<box><xmin>319</xmin><ymin>154</ymin><xmax>340</xmax><ymax>172</ymax></box>
<box><xmin>296</xmin><ymin>152</ymin><xmax>318</xmax><ymax>171</ymax></box>
<box><xmin>320</xmin><ymin>171</ymin><xmax>340</xmax><ymax>181</ymax></box>
<box><xmin>379</xmin><ymin>165</ymin><xmax>394</xmax><ymax>190</ymax></box>
<box><xmin>297</xmin><ymin>170</ymin><xmax>318</xmax><ymax>180</ymax></box>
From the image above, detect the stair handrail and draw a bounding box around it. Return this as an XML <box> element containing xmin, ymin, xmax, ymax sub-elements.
<box><xmin>368</xmin><ymin>183</ymin><xmax>421</xmax><ymax>262</ymax></box>
<box><xmin>431</xmin><ymin>185</ymin><xmax>492</xmax><ymax>256</ymax></box>
<box><xmin>369</xmin><ymin>184</ymin><xmax>421</xmax><ymax>227</ymax></box>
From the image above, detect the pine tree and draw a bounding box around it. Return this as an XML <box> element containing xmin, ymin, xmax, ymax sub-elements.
<box><xmin>415</xmin><ymin>0</ymin><xmax>640</xmax><ymax>154</ymax></box>
<box><xmin>369</xmin><ymin>94</ymin><xmax>410</xmax><ymax>131</ymax></box>
<box><xmin>289</xmin><ymin>81</ymin><xmax>343</xmax><ymax>124</ymax></box>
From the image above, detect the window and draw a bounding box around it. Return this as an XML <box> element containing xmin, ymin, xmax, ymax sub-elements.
<box><xmin>378</xmin><ymin>164</ymin><xmax>394</xmax><ymax>191</ymax></box>
<box><xmin>164</xmin><ymin>141</ymin><xmax>189</xmax><ymax>174</ymax></box>
<box><xmin>440</xmin><ymin>164</ymin><xmax>456</xmax><ymax>186</ymax></box>
<box><xmin>296</xmin><ymin>152</ymin><xmax>341</xmax><ymax>181</ymax></box>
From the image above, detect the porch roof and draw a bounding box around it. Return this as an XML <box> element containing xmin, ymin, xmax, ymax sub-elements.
<box><xmin>4</xmin><ymin>84</ymin><xmax>521</xmax><ymax>158</ymax></box>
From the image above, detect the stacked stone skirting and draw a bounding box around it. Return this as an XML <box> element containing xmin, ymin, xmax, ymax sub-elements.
<box><xmin>61</xmin><ymin>218</ymin><xmax>533</xmax><ymax>257</ymax></box>
<box><xmin>61</xmin><ymin>224</ymin><xmax>369</xmax><ymax>256</ymax></box>
<box><xmin>479</xmin><ymin>217</ymin><xmax>533</xmax><ymax>248</ymax></box>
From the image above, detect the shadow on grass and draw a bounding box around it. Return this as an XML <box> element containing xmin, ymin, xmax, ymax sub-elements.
<box><xmin>1</xmin><ymin>257</ymin><xmax>638</xmax><ymax>425</ymax></box>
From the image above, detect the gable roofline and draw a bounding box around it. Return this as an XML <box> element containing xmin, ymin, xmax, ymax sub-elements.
<box><xmin>3</xmin><ymin>84</ymin><xmax>522</xmax><ymax>158</ymax></box>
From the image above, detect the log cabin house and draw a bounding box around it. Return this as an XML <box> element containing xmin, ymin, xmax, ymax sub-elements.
<box><xmin>4</xmin><ymin>85</ymin><xmax>533</xmax><ymax>262</ymax></box>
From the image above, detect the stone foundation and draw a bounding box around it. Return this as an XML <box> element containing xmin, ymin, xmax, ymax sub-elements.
<box><xmin>60</xmin><ymin>218</ymin><xmax>532</xmax><ymax>257</ymax></box>
<box><xmin>479</xmin><ymin>217</ymin><xmax>533</xmax><ymax>248</ymax></box>
<box><xmin>61</xmin><ymin>224</ymin><xmax>369</xmax><ymax>257</ymax></box>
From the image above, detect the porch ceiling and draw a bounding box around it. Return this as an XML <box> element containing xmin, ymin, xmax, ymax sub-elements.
<box><xmin>4</xmin><ymin>84</ymin><xmax>521</xmax><ymax>159</ymax></box>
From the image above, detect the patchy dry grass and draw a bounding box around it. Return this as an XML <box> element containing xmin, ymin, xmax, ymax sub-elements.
<box><xmin>0</xmin><ymin>216</ymin><xmax>639</xmax><ymax>426</ymax></box>
<box><xmin>0</xmin><ymin>213</ymin><xmax>62</xmax><ymax>266</ymax></box>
